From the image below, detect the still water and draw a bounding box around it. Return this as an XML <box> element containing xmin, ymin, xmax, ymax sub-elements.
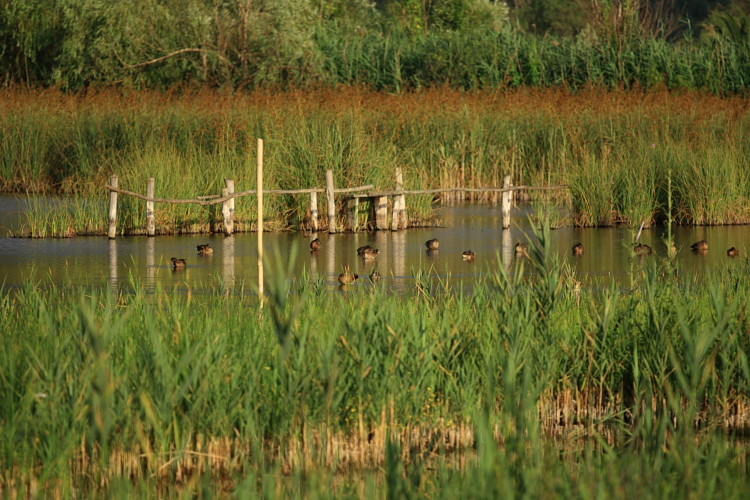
<box><xmin>1</xmin><ymin>195</ymin><xmax>748</xmax><ymax>294</ymax></box>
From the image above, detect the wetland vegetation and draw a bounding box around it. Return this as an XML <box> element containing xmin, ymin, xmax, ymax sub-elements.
<box><xmin>2</xmin><ymin>88</ymin><xmax>750</xmax><ymax>237</ymax></box>
<box><xmin>3</xmin><ymin>230</ymin><xmax>750</xmax><ymax>497</ymax></box>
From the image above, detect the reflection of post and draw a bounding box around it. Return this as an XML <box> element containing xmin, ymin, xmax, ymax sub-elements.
<box><xmin>146</xmin><ymin>237</ymin><xmax>155</xmax><ymax>291</ymax></box>
<box><xmin>392</xmin><ymin>230</ymin><xmax>406</xmax><ymax>279</ymax></box>
<box><xmin>326</xmin><ymin>234</ymin><xmax>336</xmax><ymax>284</ymax></box>
<box><xmin>309</xmin><ymin>234</ymin><xmax>318</xmax><ymax>277</ymax></box>
<box><xmin>502</xmin><ymin>228</ymin><xmax>513</xmax><ymax>270</ymax></box>
<box><xmin>108</xmin><ymin>239</ymin><xmax>118</xmax><ymax>290</ymax></box>
<box><xmin>223</xmin><ymin>235</ymin><xmax>235</xmax><ymax>297</ymax></box>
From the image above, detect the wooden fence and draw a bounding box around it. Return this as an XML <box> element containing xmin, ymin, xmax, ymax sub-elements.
<box><xmin>104</xmin><ymin>169</ymin><xmax>567</xmax><ymax>239</ymax></box>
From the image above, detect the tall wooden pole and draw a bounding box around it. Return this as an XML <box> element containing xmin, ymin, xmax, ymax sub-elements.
<box><xmin>223</xmin><ymin>179</ymin><xmax>235</xmax><ymax>236</ymax></box>
<box><xmin>107</xmin><ymin>175</ymin><xmax>118</xmax><ymax>239</ymax></box>
<box><xmin>257</xmin><ymin>139</ymin><xmax>264</xmax><ymax>296</ymax></box>
<box><xmin>146</xmin><ymin>177</ymin><xmax>155</xmax><ymax>236</ymax></box>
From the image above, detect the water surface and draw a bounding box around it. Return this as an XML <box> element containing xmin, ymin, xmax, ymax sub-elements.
<box><xmin>1</xmin><ymin>195</ymin><xmax>748</xmax><ymax>295</ymax></box>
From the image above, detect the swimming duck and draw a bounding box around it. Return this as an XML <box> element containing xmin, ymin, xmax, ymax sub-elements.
<box><xmin>356</xmin><ymin>245</ymin><xmax>372</xmax><ymax>256</ymax></box>
<box><xmin>691</xmin><ymin>240</ymin><xmax>709</xmax><ymax>252</ymax></box>
<box><xmin>196</xmin><ymin>244</ymin><xmax>213</xmax><ymax>255</ymax></box>
<box><xmin>310</xmin><ymin>238</ymin><xmax>321</xmax><ymax>251</ymax></box>
<box><xmin>359</xmin><ymin>247</ymin><xmax>380</xmax><ymax>260</ymax></box>
<box><xmin>425</xmin><ymin>239</ymin><xmax>440</xmax><ymax>251</ymax></box>
<box><xmin>633</xmin><ymin>244</ymin><xmax>652</xmax><ymax>256</ymax></box>
<box><xmin>171</xmin><ymin>257</ymin><xmax>187</xmax><ymax>269</ymax></box>
<box><xmin>462</xmin><ymin>250</ymin><xmax>476</xmax><ymax>262</ymax></box>
<box><xmin>572</xmin><ymin>243</ymin><xmax>584</xmax><ymax>256</ymax></box>
<box><xmin>727</xmin><ymin>247</ymin><xmax>739</xmax><ymax>257</ymax></box>
<box><xmin>369</xmin><ymin>269</ymin><xmax>382</xmax><ymax>282</ymax></box>
<box><xmin>338</xmin><ymin>269</ymin><xmax>359</xmax><ymax>285</ymax></box>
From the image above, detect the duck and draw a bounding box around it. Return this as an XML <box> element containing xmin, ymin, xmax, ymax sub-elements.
<box><xmin>196</xmin><ymin>244</ymin><xmax>213</xmax><ymax>255</ymax></box>
<box><xmin>727</xmin><ymin>247</ymin><xmax>739</xmax><ymax>257</ymax></box>
<box><xmin>310</xmin><ymin>237</ymin><xmax>321</xmax><ymax>251</ymax></box>
<box><xmin>171</xmin><ymin>257</ymin><xmax>187</xmax><ymax>269</ymax></box>
<box><xmin>572</xmin><ymin>243</ymin><xmax>584</xmax><ymax>256</ymax></box>
<box><xmin>359</xmin><ymin>247</ymin><xmax>380</xmax><ymax>260</ymax></box>
<box><xmin>515</xmin><ymin>242</ymin><xmax>528</xmax><ymax>256</ymax></box>
<box><xmin>369</xmin><ymin>269</ymin><xmax>382</xmax><ymax>282</ymax></box>
<box><xmin>338</xmin><ymin>269</ymin><xmax>359</xmax><ymax>285</ymax></box>
<box><xmin>633</xmin><ymin>244</ymin><xmax>652</xmax><ymax>256</ymax></box>
<box><xmin>462</xmin><ymin>250</ymin><xmax>476</xmax><ymax>262</ymax></box>
<box><xmin>691</xmin><ymin>240</ymin><xmax>709</xmax><ymax>252</ymax></box>
<box><xmin>425</xmin><ymin>239</ymin><xmax>440</xmax><ymax>251</ymax></box>
<box><xmin>356</xmin><ymin>245</ymin><xmax>372</xmax><ymax>256</ymax></box>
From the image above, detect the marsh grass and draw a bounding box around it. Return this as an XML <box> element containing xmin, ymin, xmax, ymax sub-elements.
<box><xmin>4</xmin><ymin>230</ymin><xmax>750</xmax><ymax>495</ymax></box>
<box><xmin>1</xmin><ymin>88</ymin><xmax>750</xmax><ymax>236</ymax></box>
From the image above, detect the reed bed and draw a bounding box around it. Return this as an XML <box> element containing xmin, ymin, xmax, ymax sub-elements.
<box><xmin>3</xmin><ymin>227</ymin><xmax>750</xmax><ymax>497</ymax></box>
<box><xmin>1</xmin><ymin>87</ymin><xmax>750</xmax><ymax>236</ymax></box>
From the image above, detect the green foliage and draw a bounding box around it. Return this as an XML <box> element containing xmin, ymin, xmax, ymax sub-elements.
<box><xmin>0</xmin><ymin>0</ymin><xmax>749</xmax><ymax>91</ymax></box>
<box><xmin>4</xmin><ymin>243</ymin><xmax>750</xmax><ymax>495</ymax></box>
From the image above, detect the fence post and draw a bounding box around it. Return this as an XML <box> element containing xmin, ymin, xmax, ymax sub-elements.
<box><xmin>310</xmin><ymin>191</ymin><xmax>319</xmax><ymax>232</ymax></box>
<box><xmin>107</xmin><ymin>175</ymin><xmax>118</xmax><ymax>239</ymax></box>
<box><xmin>374</xmin><ymin>196</ymin><xmax>388</xmax><ymax>230</ymax></box>
<box><xmin>146</xmin><ymin>177</ymin><xmax>155</xmax><ymax>236</ymax></box>
<box><xmin>502</xmin><ymin>175</ymin><xmax>512</xmax><ymax>229</ymax></box>
<box><xmin>222</xmin><ymin>179</ymin><xmax>235</xmax><ymax>236</ymax></box>
<box><xmin>392</xmin><ymin>167</ymin><xmax>407</xmax><ymax>231</ymax></box>
<box><xmin>326</xmin><ymin>169</ymin><xmax>337</xmax><ymax>234</ymax></box>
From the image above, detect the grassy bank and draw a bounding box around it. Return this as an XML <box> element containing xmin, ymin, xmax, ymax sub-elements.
<box><xmin>2</xmin><ymin>88</ymin><xmax>750</xmax><ymax>236</ymax></box>
<box><xmin>2</xmin><ymin>230</ymin><xmax>750</xmax><ymax>496</ymax></box>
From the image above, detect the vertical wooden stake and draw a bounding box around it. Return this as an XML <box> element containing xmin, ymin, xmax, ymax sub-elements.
<box><xmin>502</xmin><ymin>174</ymin><xmax>512</xmax><ymax>230</ymax></box>
<box><xmin>146</xmin><ymin>177</ymin><xmax>155</xmax><ymax>236</ymax></box>
<box><xmin>374</xmin><ymin>196</ymin><xmax>388</xmax><ymax>230</ymax></box>
<box><xmin>392</xmin><ymin>167</ymin><xmax>407</xmax><ymax>231</ymax></box>
<box><xmin>107</xmin><ymin>175</ymin><xmax>118</xmax><ymax>239</ymax></box>
<box><xmin>347</xmin><ymin>197</ymin><xmax>359</xmax><ymax>232</ymax></box>
<box><xmin>310</xmin><ymin>191</ymin><xmax>319</xmax><ymax>232</ymax></box>
<box><xmin>326</xmin><ymin>169</ymin><xmax>337</xmax><ymax>234</ymax></box>
<box><xmin>221</xmin><ymin>188</ymin><xmax>231</xmax><ymax>235</ymax></box>
<box><xmin>224</xmin><ymin>178</ymin><xmax>235</xmax><ymax>236</ymax></box>
<box><xmin>257</xmin><ymin>139</ymin><xmax>264</xmax><ymax>296</ymax></box>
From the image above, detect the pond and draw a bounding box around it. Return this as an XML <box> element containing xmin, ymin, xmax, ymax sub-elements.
<box><xmin>1</xmin><ymin>195</ymin><xmax>748</xmax><ymax>294</ymax></box>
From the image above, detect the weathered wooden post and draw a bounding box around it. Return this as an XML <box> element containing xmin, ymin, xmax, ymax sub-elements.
<box><xmin>222</xmin><ymin>178</ymin><xmax>235</xmax><ymax>236</ymax></box>
<box><xmin>146</xmin><ymin>177</ymin><xmax>155</xmax><ymax>236</ymax></box>
<box><xmin>257</xmin><ymin>139</ymin><xmax>264</xmax><ymax>296</ymax></box>
<box><xmin>502</xmin><ymin>174</ymin><xmax>512</xmax><ymax>229</ymax></box>
<box><xmin>221</xmin><ymin>188</ymin><xmax>232</xmax><ymax>235</ymax></box>
<box><xmin>310</xmin><ymin>191</ymin><xmax>319</xmax><ymax>232</ymax></box>
<box><xmin>392</xmin><ymin>167</ymin><xmax>407</xmax><ymax>231</ymax></box>
<box><xmin>326</xmin><ymin>169</ymin><xmax>337</xmax><ymax>234</ymax></box>
<box><xmin>374</xmin><ymin>196</ymin><xmax>388</xmax><ymax>230</ymax></box>
<box><xmin>346</xmin><ymin>197</ymin><xmax>359</xmax><ymax>232</ymax></box>
<box><xmin>107</xmin><ymin>175</ymin><xmax>118</xmax><ymax>239</ymax></box>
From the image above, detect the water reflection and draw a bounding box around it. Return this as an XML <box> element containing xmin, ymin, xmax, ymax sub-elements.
<box><xmin>1</xmin><ymin>200</ymin><xmax>749</xmax><ymax>295</ymax></box>
<box><xmin>222</xmin><ymin>235</ymin><xmax>235</xmax><ymax>296</ymax></box>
